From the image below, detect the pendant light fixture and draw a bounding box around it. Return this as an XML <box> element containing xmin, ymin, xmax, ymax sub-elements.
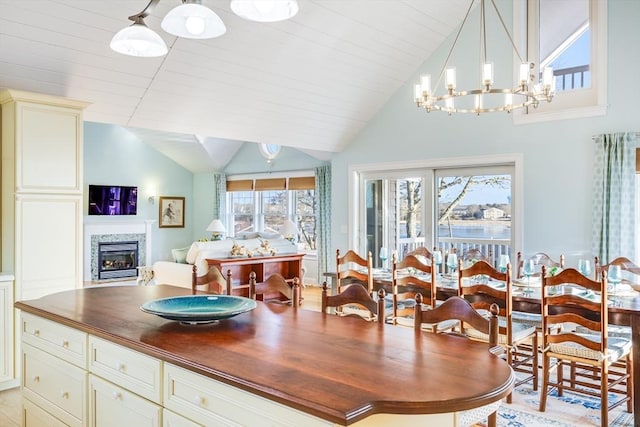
<box><xmin>230</xmin><ymin>0</ymin><xmax>299</xmax><ymax>22</ymax></box>
<box><xmin>110</xmin><ymin>15</ymin><xmax>168</xmax><ymax>58</ymax></box>
<box><xmin>112</xmin><ymin>0</ymin><xmax>299</xmax><ymax>58</ymax></box>
<box><xmin>161</xmin><ymin>0</ymin><xmax>226</xmax><ymax>39</ymax></box>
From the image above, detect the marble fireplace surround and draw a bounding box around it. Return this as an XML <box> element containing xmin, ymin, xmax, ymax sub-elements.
<box><xmin>83</xmin><ymin>220</ymin><xmax>154</xmax><ymax>282</ymax></box>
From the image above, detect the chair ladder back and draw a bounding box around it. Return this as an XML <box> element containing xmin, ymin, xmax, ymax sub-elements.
<box><xmin>336</xmin><ymin>249</ymin><xmax>373</xmax><ymax>295</ymax></box>
<box><xmin>322</xmin><ymin>282</ymin><xmax>385</xmax><ymax>322</ymax></box>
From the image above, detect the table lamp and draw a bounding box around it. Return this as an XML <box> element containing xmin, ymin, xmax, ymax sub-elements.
<box><xmin>207</xmin><ymin>219</ymin><xmax>226</xmax><ymax>241</ymax></box>
<box><xmin>281</xmin><ymin>219</ymin><xmax>298</xmax><ymax>243</ymax></box>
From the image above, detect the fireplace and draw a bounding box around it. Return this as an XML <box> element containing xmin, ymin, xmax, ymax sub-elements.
<box><xmin>98</xmin><ymin>241</ymin><xmax>139</xmax><ymax>280</ymax></box>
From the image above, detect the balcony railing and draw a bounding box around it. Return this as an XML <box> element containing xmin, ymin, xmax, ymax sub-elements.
<box><xmin>554</xmin><ymin>65</ymin><xmax>589</xmax><ymax>91</ymax></box>
<box><xmin>398</xmin><ymin>236</ymin><xmax>511</xmax><ymax>269</ymax></box>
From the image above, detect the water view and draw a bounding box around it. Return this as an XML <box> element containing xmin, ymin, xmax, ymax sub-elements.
<box><xmin>438</xmin><ymin>223</ymin><xmax>511</xmax><ymax>240</ymax></box>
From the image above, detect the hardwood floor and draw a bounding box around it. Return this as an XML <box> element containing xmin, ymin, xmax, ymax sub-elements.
<box><xmin>0</xmin><ymin>387</ymin><xmax>20</xmax><ymax>427</ymax></box>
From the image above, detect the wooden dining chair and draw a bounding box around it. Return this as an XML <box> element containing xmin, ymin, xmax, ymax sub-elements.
<box><xmin>461</xmin><ymin>247</ymin><xmax>491</xmax><ymax>268</ymax></box>
<box><xmin>336</xmin><ymin>249</ymin><xmax>373</xmax><ymax>295</ymax></box>
<box><xmin>191</xmin><ymin>265</ymin><xmax>231</xmax><ymax>294</ymax></box>
<box><xmin>539</xmin><ymin>267</ymin><xmax>632</xmax><ymax>426</ymax></box>
<box><xmin>414</xmin><ymin>294</ymin><xmax>502</xmax><ymax>427</ymax></box>
<box><xmin>250</xmin><ymin>272</ymin><xmax>301</xmax><ymax>306</ymax></box>
<box><xmin>458</xmin><ymin>259</ymin><xmax>537</xmax><ymax>403</ymax></box>
<box><xmin>516</xmin><ymin>251</ymin><xmax>565</xmax><ymax>279</ymax></box>
<box><xmin>321</xmin><ymin>282</ymin><xmax>385</xmax><ymax>322</ymax></box>
<box><xmin>391</xmin><ymin>253</ymin><xmax>436</xmax><ymax>326</ymax></box>
<box><xmin>406</xmin><ymin>246</ymin><xmax>433</xmax><ymax>263</ymax></box>
<box><xmin>594</xmin><ymin>255</ymin><xmax>640</xmax><ymax>280</ymax></box>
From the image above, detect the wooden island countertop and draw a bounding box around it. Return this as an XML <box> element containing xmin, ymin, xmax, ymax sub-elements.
<box><xmin>15</xmin><ymin>285</ymin><xmax>514</xmax><ymax>426</ymax></box>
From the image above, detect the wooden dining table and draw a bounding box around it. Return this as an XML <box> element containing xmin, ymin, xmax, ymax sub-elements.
<box><xmin>15</xmin><ymin>284</ymin><xmax>515</xmax><ymax>426</ymax></box>
<box><xmin>362</xmin><ymin>272</ymin><xmax>640</xmax><ymax>427</ymax></box>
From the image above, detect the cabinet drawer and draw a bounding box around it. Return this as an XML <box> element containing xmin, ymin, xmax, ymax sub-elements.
<box><xmin>164</xmin><ymin>364</ymin><xmax>331</xmax><ymax>427</ymax></box>
<box><xmin>23</xmin><ymin>397</ymin><xmax>71</xmax><ymax>427</ymax></box>
<box><xmin>22</xmin><ymin>343</ymin><xmax>86</xmax><ymax>426</ymax></box>
<box><xmin>89</xmin><ymin>336</ymin><xmax>162</xmax><ymax>403</ymax></box>
<box><xmin>163</xmin><ymin>409</ymin><xmax>203</xmax><ymax>427</ymax></box>
<box><xmin>89</xmin><ymin>374</ymin><xmax>161</xmax><ymax>427</ymax></box>
<box><xmin>21</xmin><ymin>312</ymin><xmax>87</xmax><ymax>368</ymax></box>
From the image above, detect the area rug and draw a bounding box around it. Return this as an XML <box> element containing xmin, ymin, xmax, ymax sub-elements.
<box><xmin>485</xmin><ymin>384</ymin><xmax>634</xmax><ymax>427</ymax></box>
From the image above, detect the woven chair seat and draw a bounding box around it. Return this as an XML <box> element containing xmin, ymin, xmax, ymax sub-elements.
<box><xmin>466</xmin><ymin>315</ymin><xmax>536</xmax><ymax>345</ymax></box>
<box><xmin>548</xmin><ymin>333</ymin><xmax>631</xmax><ymax>362</ymax></box>
<box><xmin>574</xmin><ymin>324</ymin><xmax>631</xmax><ymax>338</ymax></box>
<box><xmin>511</xmin><ymin>311</ymin><xmax>542</xmax><ymax>328</ymax></box>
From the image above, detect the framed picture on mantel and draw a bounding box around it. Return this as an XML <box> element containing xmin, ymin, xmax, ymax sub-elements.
<box><xmin>159</xmin><ymin>196</ymin><xmax>185</xmax><ymax>228</ymax></box>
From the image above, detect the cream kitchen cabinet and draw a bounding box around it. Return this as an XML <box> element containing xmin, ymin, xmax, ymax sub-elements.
<box><xmin>89</xmin><ymin>375</ymin><xmax>161</xmax><ymax>427</ymax></box>
<box><xmin>0</xmin><ymin>275</ymin><xmax>15</xmax><ymax>391</ymax></box>
<box><xmin>21</xmin><ymin>311</ymin><xmax>89</xmax><ymax>427</ymax></box>
<box><xmin>1</xmin><ymin>90</ymin><xmax>88</xmax><ymax>398</ymax></box>
<box><xmin>0</xmin><ymin>89</ymin><xmax>88</xmax><ymax>302</ymax></box>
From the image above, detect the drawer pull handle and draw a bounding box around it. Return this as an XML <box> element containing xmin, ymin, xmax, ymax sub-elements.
<box><xmin>195</xmin><ymin>395</ymin><xmax>205</xmax><ymax>405</ymax></box>
<box><xmin>33</xmin><ymin>329</ymin><xmax>40</xmax><ymax>337</ymax></box>
<box><xmin>62</xmin><ymin>340</ymin><xmax>69</xmax><ymax>348</ymax></box>
<box><xmin>32</xmin><ymin>375</ymin><xmax>40</xmax><ymax>383</ymax></box>
<box><xmin>113</xmin><ymin>391</ymin><xmax>122</xmax><ymax>400</ymax></box>
<box><xmin>61</xmin><ymin>391</ymin><xmax>69</xmax><ymax>399</ymax></box>
<box><xmin>116</xmin><ymin>362</ymin><xmax>125</xmax><ymax>372</ymax></box>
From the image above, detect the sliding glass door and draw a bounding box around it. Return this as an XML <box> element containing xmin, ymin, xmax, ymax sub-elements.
<box><xmin>359</xmin><ymin>164</ymin><xmax>514</xmax><ymax>267</ymax></box>
<box><xmin>435</xmin><ymin>166</ymin><xmax>513</xmax><ymax>264</ymax></box>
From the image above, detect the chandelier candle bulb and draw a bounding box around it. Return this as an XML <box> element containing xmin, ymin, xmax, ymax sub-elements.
<box><xmin>414</xmin><ymin>84</ymin><xmax>422</xmax><ymax>103</ymax></box>
<box><xmin>543</xmin><ymin>67</ymin><xmax>554</xmax><ymax>88</ymax></box>
<box><xmin>445</xmin><ymin>97</ymin><xmax>454</xmax><ymax>114</ymax></box>
<box><xmin>482</xmin><ymin>63</ymin><xmax>493</xmax><ymax>88</ymax></box>
<box><xmin>519</xmin><ymin>63</ymin><xmax>530</xmax><ymax>86</ymax></box>
<box><xmin>446</xmin><ymin>68</ymin><xmax>456</xmax><ymax>92</ymax></box>
<box><xmin>420</xmin><ymin>75</ymin><xmax>432</xmax><ymax>96</ymax></box>
<box><xmin>505</xmin><ymin>93</ymin><xmax>513</xmax><ymax>112</ymax></box>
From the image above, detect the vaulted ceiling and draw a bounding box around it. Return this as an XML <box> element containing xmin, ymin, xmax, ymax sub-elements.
<box><xmin>0</xmin><ymin>0</ymin><xmax>472</xmax><ymax>171</ymax></box>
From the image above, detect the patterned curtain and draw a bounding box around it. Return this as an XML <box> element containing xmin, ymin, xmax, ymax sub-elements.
<box><xmin>592</xmin><ymin>132</ymin><xmax>638</xmax><ymax>263</ymax></box>
<box><xmin>315</xmin><ymin>165</ymin><xmax>331</xmax><ymax>283</ymax></box>
<box><xmin>213</xmin><ymin>173</ymin><xmax>226</xmax><ymax>221</ymax></box>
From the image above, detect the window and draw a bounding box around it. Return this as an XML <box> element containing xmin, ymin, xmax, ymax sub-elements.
<box><xmin>354</xmin><ymin>156</ymin><xmax>520</xmax><ymax>268</ymax></box>
<box><xmin>230</xmin><ymin>191</ymin><xmax>255</xmax><ymax>234</ymax></box>
<box><xmin>226</xmin><ymin>176</ymin><xmax>317</xmax><ymax>251</ymax></box>
<box><xmin>514</xmin><ymin>0</ymin><xmax>607</xmax><ymax>123</ymax></box>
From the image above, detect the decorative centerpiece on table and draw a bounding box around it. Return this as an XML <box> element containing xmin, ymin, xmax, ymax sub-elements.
<box><xmin>230</xmin><ymin>241</ymin><xmax>252</xmax><ymax>257</ymax></box>
<box><xmin>254</xmin><ymin>239</ymin><xmax>277</xmax><ymax>256</ymax></box>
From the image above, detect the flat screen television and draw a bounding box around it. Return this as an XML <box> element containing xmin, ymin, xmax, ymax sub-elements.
<box><xmin>88</xmin><ymin>185</ymin><xmax>138</xmax><ymax>215</ymax></box>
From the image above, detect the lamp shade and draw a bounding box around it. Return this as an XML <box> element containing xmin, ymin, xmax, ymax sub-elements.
<box><xmin>110</xmin><ymin>18</ymin><xmax>168</xmax><ymax>57</ymax></box>
<box><xmin>280</xmin><ymin>219</ymin><xmax>298</xmax><ymax>237</ymax></box>
<box><xmin>230</xmin><ymin>0</ymin><xmax>299</xmax><ymax>22</ymax></box>
<box><xmin>207</xmin><ymin>219</ymin><xmax>226</xmax><ymax>233</ymax></box>
<box><xmin>161</xmin><ymin>1</ymin><xmax>226</xmax><ymax>39</ymax></box>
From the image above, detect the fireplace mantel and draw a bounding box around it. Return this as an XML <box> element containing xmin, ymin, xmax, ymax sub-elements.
<box><xmin>83</xmin><ymin>220</ymin><xmax>154</xmax><ymax>281</ymax></box>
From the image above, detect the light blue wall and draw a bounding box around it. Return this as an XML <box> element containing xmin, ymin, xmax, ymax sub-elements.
<box><xmin>330</xmin><ymin>0</ymin><xmax>640</xmax><ymax>266</ymax></box>
<box><xmin>84</xmin><ymin>124</ymin><xmax>328</xmax><ymax>263</ymax></box>
<box><xmin>84</xmin><ymin>122</ymin><xmax>195</xmax><ymax>262</ymax></box>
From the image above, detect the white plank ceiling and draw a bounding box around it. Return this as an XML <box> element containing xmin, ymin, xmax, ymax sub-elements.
<box><xmin>0</xmin><ymin>0</ymin><xmax>469</xmax><ymax>172</ymax></box>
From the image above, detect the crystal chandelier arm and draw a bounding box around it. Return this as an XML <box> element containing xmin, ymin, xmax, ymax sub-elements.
<box><xmin>127</xmin><ymin>0</ymin><xmax>161</xmax><ymax>21</ymax></box>
<box><xmin>489</xmin><ymin>0</ymin><xmax>526</xmax><ymax>64</ymax></box>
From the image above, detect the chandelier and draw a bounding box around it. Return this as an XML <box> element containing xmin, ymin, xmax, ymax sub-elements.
<box><xmin>111</xmin><ymin>0</ymin><xmax>299</xmax><ymax>58</ymax></box>
<box><xmin>414</xmin><ymin>0</ymin><xmax>555</xmax><ymax>115</ymax></box>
